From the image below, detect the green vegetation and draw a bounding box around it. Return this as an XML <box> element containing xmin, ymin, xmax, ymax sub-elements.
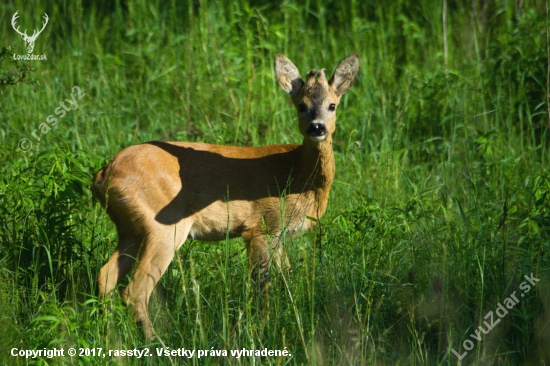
<box><xmin>1</xmin><ymin>0</ymin><xmax>549</xmax><ymax>364</ymax></box>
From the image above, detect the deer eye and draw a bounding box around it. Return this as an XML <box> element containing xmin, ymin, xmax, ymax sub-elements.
<box><xmin>298</xmin><ymin>103</ymin><xmax>307</xmax><ymax>113</ymax></box>
<box><xmin>328</xmin><ymin>103</ymin><xmax>336</xmax><ymax>111</ymax></box>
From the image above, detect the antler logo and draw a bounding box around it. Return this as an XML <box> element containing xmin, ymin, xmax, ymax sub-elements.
<box><xmin>11</xmin><ymin>11</ymin><xmax>49</xmax><ymax>54</ymax></box>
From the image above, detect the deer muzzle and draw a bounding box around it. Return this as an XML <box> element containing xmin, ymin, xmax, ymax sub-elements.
<box><xmin>306</xmin><ymin>121</ymin><xmax>327</xmax><ymax>141</ymax></box>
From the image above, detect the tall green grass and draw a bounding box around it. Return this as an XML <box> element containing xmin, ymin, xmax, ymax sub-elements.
<box><xmin>1</xmin><ymin>0</ymin><xmax>549</xmax><ymax>364</ymax></box>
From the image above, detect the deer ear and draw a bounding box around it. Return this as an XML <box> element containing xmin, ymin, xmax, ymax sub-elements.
<box><xmin>275</xmin><ymin>54</ymin><xmax>304</xmax><ymax>96</ymax></box>
<box><xmin>329</xmin><ymin>53</ymin><xmax>359</xmax><ymax>96</ymax></box>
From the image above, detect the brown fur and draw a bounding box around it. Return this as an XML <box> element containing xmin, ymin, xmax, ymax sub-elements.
<box><xmin>93</xmin><ymin>54</ymin><xmax>359</xmax><ymax>339</ymax></box>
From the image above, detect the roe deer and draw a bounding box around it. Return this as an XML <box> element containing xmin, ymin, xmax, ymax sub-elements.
<box><xmin>93</xmin><ymin>53</ymin><xmax>359</xmax><ymax>339</ymax></box>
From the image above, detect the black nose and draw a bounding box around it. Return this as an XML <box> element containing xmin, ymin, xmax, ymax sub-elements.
<box><xmin>306</xmin><ymin>122</ymin><xmax>327</xmax><ymax>137</ymax></box>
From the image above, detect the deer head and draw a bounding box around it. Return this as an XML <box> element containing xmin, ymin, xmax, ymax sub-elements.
<box><xmin>275</xmin><ymin>54</ymin><xmax>359</xmax><ymax>144</ymax></box>
<box><xmin>11</xmin><ymin>11</ymin><xmax>49</xmax><ymax>54</ymax></box>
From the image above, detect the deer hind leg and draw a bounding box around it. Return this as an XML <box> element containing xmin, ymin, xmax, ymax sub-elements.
<box><xmin>98</xmin><ymin>230</ymin><xmax>140</xmax><ymax>299</ymax></box>
<box><xmin>122</xmin><ymin>221</ymin><xmax>191</xmax><ymax>340</ymax></box>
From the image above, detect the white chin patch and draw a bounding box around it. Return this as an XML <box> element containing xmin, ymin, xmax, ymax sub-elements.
<box><xmin>310</xmin><ymin>135</ymin><xmax>326</xmax><ymax>142</ymax></box>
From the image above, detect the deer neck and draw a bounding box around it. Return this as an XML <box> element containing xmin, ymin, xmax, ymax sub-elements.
<box><xmin>298</xmin><ymin>136</ymin><xmax>335</xmax><ymax>192</ymax></box>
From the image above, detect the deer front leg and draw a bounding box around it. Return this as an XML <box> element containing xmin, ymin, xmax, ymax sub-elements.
<box><xmin>244</xmin><ymin>231</ymin><xmax>290</xmax><ymax>291</ymax></box>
